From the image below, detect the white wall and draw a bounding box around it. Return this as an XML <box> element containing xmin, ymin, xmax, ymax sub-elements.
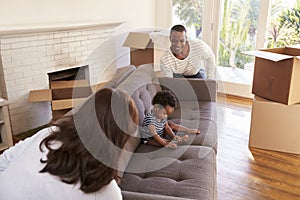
<box><xmin>0</xmin><ymin>0</ymin><xmax>165</xmax><ymax>31</ymax></box>
<box><xmin>0</xmin><ymin>0</ymin><xmax>174</xmax><ymax>134</ymax></box>
<box><xmin>0</xmin><ymin>0</ymin><xmax>173</xmax><ymax>68</ymax></box>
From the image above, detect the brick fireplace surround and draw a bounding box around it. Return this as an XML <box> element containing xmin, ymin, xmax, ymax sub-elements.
<box><xmin>0</xmin><ymin>21</ymin><xmax>123</xmax><ymax>135</ymax></box>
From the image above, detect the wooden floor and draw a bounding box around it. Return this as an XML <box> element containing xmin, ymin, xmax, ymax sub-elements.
<box><xmin>216</xmin><ymin>95</ymin><xmax>300</xmax><ymax>200</ymax></box>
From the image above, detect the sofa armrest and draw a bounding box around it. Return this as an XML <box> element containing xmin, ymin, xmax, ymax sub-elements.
<box><xmin>158</xmin><ymin>77</ymin><xmax>217</xmax><ymax>102</ymax></box>
<box><xmin>122</xmin><ymin>191</ymin><xmax>192</xmax><ymax>200</ymax></box>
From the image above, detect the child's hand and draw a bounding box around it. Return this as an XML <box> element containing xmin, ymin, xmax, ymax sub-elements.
<box><xmin>173</xmin><ymin>135</ymin><xmax>182</xmax><ymax>142</ymax></box>
<box><xmin>188</xmin><ymin>129</ymin><xmax>200</xmax><ymax>134</ymax></box>
<box><xmin>181</xmin><ymin>134</ymin><xmax>189</xmax><ymax>142</ymax></box>
<box><xmin>165</xmin><ymin>142</ymin><xmax>177</xmax><ymax>149</ymax></box>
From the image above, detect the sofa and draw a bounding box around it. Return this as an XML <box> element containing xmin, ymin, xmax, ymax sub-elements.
<box><xmin>104</xmin><ymin>64</ymin><xmax>218</xmax><ymax>200</ymax></box>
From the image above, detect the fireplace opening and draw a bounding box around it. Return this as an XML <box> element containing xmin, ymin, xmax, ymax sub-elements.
<box><xmin>47</xmin><ymin>65</ymin><xmax>92</xmax><ymax>121</ymax></box>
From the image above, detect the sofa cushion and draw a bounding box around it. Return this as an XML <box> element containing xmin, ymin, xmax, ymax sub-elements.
<box><xmin>120</xmin><ymin>145</ymin><xmax>216</xmax><ymax>200</ymax></box>
<box><xmin>168</xmin><ymin>101</ymin><xmax>218</xmax><ymax>151</ymax></box>
<box><xmin>122</xmin><ymin>191</ymin><xmax>190</xmax><ymax>200</ymax></box>
<box><xmin>116</xmin><ymin>64</ymin><xmax>161</xmax><ymax>126</ymax></box>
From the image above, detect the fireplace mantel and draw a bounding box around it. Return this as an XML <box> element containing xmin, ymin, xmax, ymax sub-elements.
<box><xmin>0</xmin><ymin>20</ymin><xmax>124</xmax><ymax>37</ymax></box>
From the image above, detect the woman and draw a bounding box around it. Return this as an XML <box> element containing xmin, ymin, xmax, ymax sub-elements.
<box><xmin>0</xmin><ymin>88</ymin><xmax>138</xmax><ymax>200</ymax></box>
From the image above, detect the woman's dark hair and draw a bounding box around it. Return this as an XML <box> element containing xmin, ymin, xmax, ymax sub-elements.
<box><xmin>39</xmin><ymin>88</ymin><xmax>138</xmax><ymax>193</ymax></box>
<box><xmin>171</xmin><ymin>24</ymin><xmax>187</xmax><ymax>34</ymax></box>
<box><xmin>152</xmin><ymin>90</ymin><xmax>176</xmax><ymax>108</ymax></box>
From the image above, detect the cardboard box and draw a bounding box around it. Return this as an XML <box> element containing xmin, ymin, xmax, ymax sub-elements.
<box><xmin>29</xmin><ymin>80</ymin><xmax>92</xmax><ymax>119</ymax></box>
<box><xmin>123</xmin><ymin>31</ymin><xmax>170</xmax><ymax>71</ymax></box>
<box><xmin>246</xmin><ymin>47</ymin><xmax>300</xmax><ymax>105</ymax></box>
<box><xmin>249</xmin><ymin>96</ymin><xmax>300</xmax><ymax>154</ymax></box>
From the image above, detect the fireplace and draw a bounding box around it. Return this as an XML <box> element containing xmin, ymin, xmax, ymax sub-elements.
<box><xmin>0</xmin><ymin>21</ymin><xmax>123</xmax><ymax>135</ymax></box>
<box><xmin>47</xmin><ymin>65</ymin><xmax>91</xmax><ymax>121</ymax></box>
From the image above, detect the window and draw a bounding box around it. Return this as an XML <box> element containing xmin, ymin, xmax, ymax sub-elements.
<box><xmin>266</xmin><ymin>0</ymin><xmax>300</xmax><ymax>48</ymax></box>
<box><xmin>218</xmin><ymin>0</ymin><xmax>259</xmax><ymax>69</ymax></box>
<box><xmin>172</xmin><ymin>0</ymin><xmax>300</xmax><ymax>98</ymax></box>
<box><xmin>216</xmin><ymin>0</ymin><xmax>260</xmax><ymax>95</ymax></box>
<box><xmin>172</xmin><ymin>0</ymin><xmax>204</xmax><ymax>39</ymax></box>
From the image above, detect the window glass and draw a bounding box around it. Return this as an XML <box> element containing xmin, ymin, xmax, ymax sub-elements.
<box><xmin>218</xmin><ymin>0</ymin><xmax>260</xmax><ymax>70</ymax></box>
<box><xmin>266</xmin><ymin>0</ymin><xmax>300</xmax><ymax>48</ymax></box>
<box><xmin>172</xmin><ymin>0</ymin><xmax>204</xmax><ymax>39</ymax></box>
<box><xmin>171</xmin><ymin>0</ymin><xmax>300</xmax><ymax>97</ymax></box>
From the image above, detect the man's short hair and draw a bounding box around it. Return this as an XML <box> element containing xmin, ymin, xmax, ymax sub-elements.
<box><xmin>171</xmin><ymin>24</ymin><xmax>187</xmax><ymax>34</ymax></box>
<box><xmin>152</xmin><ymin>90</ymin><xmax>176</xmax><ymax>108</ymax></box>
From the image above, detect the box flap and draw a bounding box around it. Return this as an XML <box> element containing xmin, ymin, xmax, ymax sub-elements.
<box><xmin>52</xmin><ymin>98</ymin><xmax>86</xmax><ymax>110</ymax></box>
<box><xmin>29</xmin><ymin>89</ymin><xmax>52</xmax><ymax>102</ymax></box>
<box><xmin>50</xmin><ymin>80</ymin><xmax>89</xmax><ymax>89</ymax></box>
<box><xmin>0</xmin><ymin>98</ymin><xmax>9</xmax><ymax>107</ymax></box>
<box><xmin>123</xmin><ymin>32</ymin><xmax>151</xmax><ymax>49</ymax></box>
<box><xmin>244</xmin><ymin>50</ymin><xmax>293</xmax><ymax>62</ymax></box>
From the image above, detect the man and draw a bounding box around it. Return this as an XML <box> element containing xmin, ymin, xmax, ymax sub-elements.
<box><xmin>160</xmin><ymin>24</ymin><xmax>216</xmax><ymax>79</ymax></box>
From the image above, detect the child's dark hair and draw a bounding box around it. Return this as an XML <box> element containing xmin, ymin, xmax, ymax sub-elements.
<box><xmin>152</xmin><ymin>90</ymin><xmax>176</xmax><ymax>108</ymax></box>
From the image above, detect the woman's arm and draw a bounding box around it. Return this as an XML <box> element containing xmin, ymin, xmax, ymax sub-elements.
<box><xmin>0</xmin><ymin>128</ymin><xmax>49</xmax><ymax>174</ymax></box>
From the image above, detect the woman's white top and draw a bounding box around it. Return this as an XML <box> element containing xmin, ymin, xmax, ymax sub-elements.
<box><xmin>0</xmin><ymin>127</ymin><xmax>122</xmax><ymax>200</ymax></box>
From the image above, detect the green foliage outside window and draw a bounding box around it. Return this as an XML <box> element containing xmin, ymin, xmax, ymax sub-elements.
<box><xmin>173</xmin><ymin>0</ymin><xmax>300</xmax><ymax>68</ymax></box>
<box><xmin>172</xmin><ymin>0</ymin><xmax>204</xmax><ymax>38</ymax></box>
<box><xmin>173</xmin><ymin>0</ymin><xmax>258</xmax><ymax>69</ymax></box>
<box><xmin>267</xmin><ymin>0</ymin><xmax>300</xmax><ymax>47</ymax></box>
<box><xmin>218</xmin><ymin>0</ymin><xmax>257</xmax><ymax>68</ymax></box>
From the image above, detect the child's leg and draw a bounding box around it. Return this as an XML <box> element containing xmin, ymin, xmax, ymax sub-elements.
<box><xmin>147</xmin><ymin>138</ymin><xmax>170</xmax><ymax>147</ymax></box>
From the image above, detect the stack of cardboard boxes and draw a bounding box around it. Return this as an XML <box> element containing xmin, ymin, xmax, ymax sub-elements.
<box><xmin>247</xmin><ymin>47</ymin><xmax>300</xmax><ymax>154</ymax></box>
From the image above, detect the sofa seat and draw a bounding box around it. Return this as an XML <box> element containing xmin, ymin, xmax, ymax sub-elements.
<box><xmin>169</xmin><ymin>101</ymin><xmax>218</xmax><ymax>151</ymax></box>
<box><xmin>103</xmin><ymin>64</ymin><xmax>218</xmax><ymax>200</ymax></box>
<box><xmin>120</xmin><ymin>145</ymin><xmax>216</xmax><ymax>200</ymax></box>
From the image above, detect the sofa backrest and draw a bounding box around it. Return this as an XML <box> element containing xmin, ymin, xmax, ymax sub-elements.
<box><xmin>103</xmin><ymin>65</ymin><xmax>136</xmax><ymax>88</ymax></box>
<box><xmin>113</xmin><ymin>64</ymin><xmax>161</xmax><ymax>180</ymax></box>
<box><xmin>158</xmin><ymin>77</ymin><xmax>217</xmax><ymax>102</ymax></box>
<box><xmin>116</xmin><ymin>64</ymin><xmax>161</xmax><ymax>126</ymax></box>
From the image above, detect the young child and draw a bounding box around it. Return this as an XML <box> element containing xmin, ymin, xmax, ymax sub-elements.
<box><xmin>141</xmin><ymin>90</ymin><xmax>200</xmax><ymax>149</ymax></box>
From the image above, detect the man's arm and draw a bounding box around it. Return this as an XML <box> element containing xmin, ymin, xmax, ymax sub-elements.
<box><xmin>201</xmin><ymin>41</ymin><xmax>216</xmax><ymax>79</ymax></box>
<box><xmin>160</xmin><ymin>53</ymin><xmax>173</xmax><ymax>77</ymax></box>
